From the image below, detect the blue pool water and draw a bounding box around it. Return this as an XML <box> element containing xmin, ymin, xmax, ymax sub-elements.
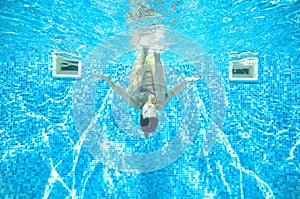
<box><xmin>0</xmin><ymin>0</ymin><xmax>299</xmax><ymax>198</ymax></box>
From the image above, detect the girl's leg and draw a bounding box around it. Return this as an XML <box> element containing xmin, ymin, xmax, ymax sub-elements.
<box><xmin>153</xmin><ymin>51</ymin><xmax>167</xmax><ymax>102</ymax></box>
<box><xmin>128</xmin><ymin>47</ymin><xmax>149</xmax><ymax>94</ymax></box>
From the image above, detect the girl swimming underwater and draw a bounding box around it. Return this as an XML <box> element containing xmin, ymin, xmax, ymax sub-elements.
<box><xmin>93</xmin><ymin>47</ymin><xmax>199</xmax><ymax>138</ymax></box>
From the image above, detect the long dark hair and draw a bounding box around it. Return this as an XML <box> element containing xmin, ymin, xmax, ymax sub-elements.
<box><xmin>140</xmin><ymin>114</ymin><xmax>158</xmax><ymax>133</ymax></box>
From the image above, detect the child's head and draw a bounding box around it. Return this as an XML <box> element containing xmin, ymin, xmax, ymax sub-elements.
<box><xmin>140</xmin><ymin>102</ymin><xmax>158</xmax><ymax>137</ymax></box>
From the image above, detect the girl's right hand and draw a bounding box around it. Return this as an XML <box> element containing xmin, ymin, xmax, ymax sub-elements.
<box><xmin>93</xmin><ymin>73</ymin><xmax>109</xmax><ymax>81</ymax></box>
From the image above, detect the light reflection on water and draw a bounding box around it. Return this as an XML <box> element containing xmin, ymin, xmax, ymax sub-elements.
<box><xmin>0</xmin><ymin>0</ymin><xmax>299</xmax><ymax>198</ymax></box>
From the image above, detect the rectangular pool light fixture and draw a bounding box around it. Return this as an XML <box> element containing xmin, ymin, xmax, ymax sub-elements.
<box><xmin>52</xmin><ymin>51</ymin><xmax>82</xmax><ymax>78</ymax></box>
<box><xmin>229</xmin><ymin>57</ymin><xmax>258</xmax><ymax>82</ymax></box>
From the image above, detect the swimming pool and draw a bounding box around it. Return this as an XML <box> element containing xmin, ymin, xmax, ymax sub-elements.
<box><xmin>0</xmin><ymin>0</ymin><xmax>299</xmax><ymax>198</ymax></box>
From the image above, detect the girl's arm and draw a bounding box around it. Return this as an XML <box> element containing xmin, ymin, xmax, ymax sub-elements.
<box><xmin>160</xmin><ymin>75</ymin><xmax>199</xmax><ymax>108</ymax></box>
<box><xmin>93</xmin><ymin>73</ymin><xmax>139</xmax><ymax>109</ymax></box>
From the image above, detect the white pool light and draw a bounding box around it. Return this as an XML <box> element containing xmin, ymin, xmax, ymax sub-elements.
<box><xmin>229</xmin><ymin>54</ymin><xmax>258</xmax><ymax>82</ymax></box>
<box><xmin>52</xmin><ymin>51</ymin><xmax>82</xmax><ymax>78</ymax></box>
